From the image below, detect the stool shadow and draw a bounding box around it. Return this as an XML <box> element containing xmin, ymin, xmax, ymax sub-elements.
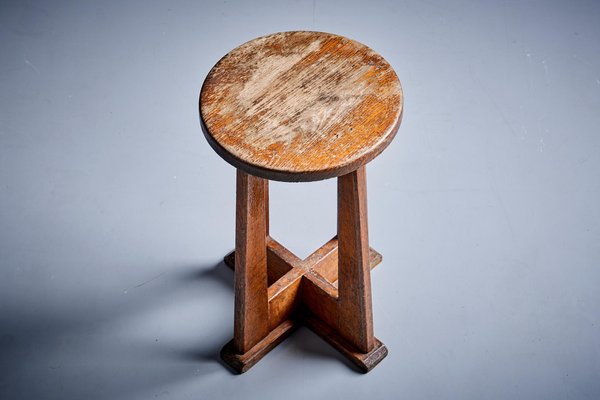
<box><xmin>173</xmin><ymin>259</ymin><xmax>237</xmax><ymax>374</ymax></box>
<box><xmin>292</xmin><ymin>327</ymin><xmax>363</xmax><ymax>373</ymax></box>
<box><xmin>181</xmin><ymin>258</ymin><xmax>234</xmax><ymax>290</ymax></box>
<box><xmin>0</xmin><ymin>260</ymin><xmax>233</xmax><ymax>400</ymax></box>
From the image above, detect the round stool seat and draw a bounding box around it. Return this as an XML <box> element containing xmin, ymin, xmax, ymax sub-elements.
<box><xmin>200</xmin><ymin>31</ymin><xmax>403</xmax><ymax>182</ymax></box>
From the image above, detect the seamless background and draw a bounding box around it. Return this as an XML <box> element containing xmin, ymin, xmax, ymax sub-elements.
<box><xmin>1</xmin><ymin>1</ymin><xmax>599</xmax><ymax>399</ymax></box>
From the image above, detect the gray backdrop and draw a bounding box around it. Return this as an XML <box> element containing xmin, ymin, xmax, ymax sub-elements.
<box><xmin>1</xmin><ymin>1</ymin><xmax>599</xmax><ymax>399</ymax></box>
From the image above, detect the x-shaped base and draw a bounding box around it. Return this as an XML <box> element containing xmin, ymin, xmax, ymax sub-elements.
<box><xmin>220</xmin><ymin>236</ymin><xmax>387</xmax><ymax>373</ymax></box>
<box><xmin>220</xmin><ymin>167</ymin><xmax>388</xmax><ymax>373</ymax></box>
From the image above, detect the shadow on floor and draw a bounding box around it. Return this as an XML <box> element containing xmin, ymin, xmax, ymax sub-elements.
<box><xmin>0</xmin><ymin>257</ymin><xmax>365</xmax><ymax>399</ymax></box>
<box><xmin>0</xmin><ymin>260</ymin><xmax>234</xmax><ymax>399</ymax></box>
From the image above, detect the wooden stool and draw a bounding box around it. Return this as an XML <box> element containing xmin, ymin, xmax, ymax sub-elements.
<box><xmin>199</xmin><ymin>31</ymin><xmax>403</xmax><ymax>373</ymax></box>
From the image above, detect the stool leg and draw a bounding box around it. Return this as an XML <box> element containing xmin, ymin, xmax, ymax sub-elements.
<box><xmin>264</xmin><ymin>173</ymin><xmax>269</xmax><ymax>235</ymax></box>
<box><xmin>337</xmin><ymin>166</ymin><xmax>375</xmax><ymax>353</ymax></box>
<box><xmin>233</xmin><ymin>169</ymin><xmax>269</xmax><ymax>353</ymax></box>
<box><xmin>220</xmin><ymin>167</ymin><xmax>385</xmax><ymax>373</ymax></box>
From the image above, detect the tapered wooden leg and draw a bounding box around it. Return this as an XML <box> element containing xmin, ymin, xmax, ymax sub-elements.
<box><xmin>306</xmin><ymin>166</ymin><xmax>386</xmax><ymax>372</ymax></box>
<box><xmin>337</xmin><ymin>166</ymin><xmax>375</xmax><ymax>352</ymax></box>
<box><xmin>221</xmin><ymin>171</ymin><xmax>297</xmax><ymax>373</ymax></box>
<box><xmin>233</xmin><ymin>170</ymin><xmax>269</xmax><ymax>353</ymax></box>
<box><xmin>264</xmin><ymin>175</ymin><xmax>269</xmax><ymax>235</ymax></box>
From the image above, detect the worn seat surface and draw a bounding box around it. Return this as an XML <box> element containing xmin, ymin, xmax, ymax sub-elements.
<box><xmin>200</xmin><ymin>31</ymin><xmax>403</xmax><ymax>182</ymax></box>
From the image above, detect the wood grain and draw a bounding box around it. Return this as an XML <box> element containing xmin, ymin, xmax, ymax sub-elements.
<box><xmin>221</xmin><ymin>167</ymin><xmax>387</xmax><ymax>373</ymax></box>
<box><xmin>208</xmin><ymin>31</ymin><xmax>398</xmax><ymax>373</ymax></box>
<box><xmin>233</xmin><ymin>170</ymin><xmax>269</xmax><ymax>354</ymax></box>
<box><xmin>200</xmin><ymin>31</ymin><xmax>403</xmax><ymax>182</ymax></box>
<box><xmin>337</xmin><ymin>166</ymin><xmax>374</xmax><ymax>353</ymax></box>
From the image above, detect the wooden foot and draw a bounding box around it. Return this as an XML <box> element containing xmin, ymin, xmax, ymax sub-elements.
<box><xmin>222</xmin><ymin>167</ymin><xmax>387</xmax><ymax>373</ymax></box>
<box><xmin>220</xmin><ymin>319</ymin><xmax>297</xmax><ymax>373</ymax></box>
<box><xmin>304</xmin><ymin>313</ymin><xmax>388</xmax><ymax>372</ymax></box>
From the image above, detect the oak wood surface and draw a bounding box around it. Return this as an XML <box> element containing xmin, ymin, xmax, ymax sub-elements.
<box><xmin>200</xmin><ymin>31</ymin><xmax>403</xmax><ymax>182</ymax></box>
<box><xmin>221</xmin><ymin>167</ymin><xmax>387</xmax><ymax>373</ymax></box>
<box><xmin>337</xmin><ymin>166</ymin><xmax>374</xmax><ymax>353</ymax></box>
<box><xmin>233</xmin><ymin>170</ymin><xmax>269</xmax><ymax>353</ymax></box>
<box><xmin>221</xmin><ymin>319</ymin><xmax>297</xmax><ymax>374</ymax></box>
<box><xmin>223</xmin><ymin>236</ymin><xmax>386</xmax><ymax>373</ymax></box>
<box><xmin>304</xmin><ymin>312</ymin><xmax>388</xmax><ymax>373</ymax></box>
